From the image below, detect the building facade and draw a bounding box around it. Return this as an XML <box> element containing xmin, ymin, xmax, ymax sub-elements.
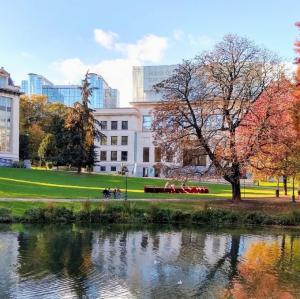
<box><xmin>0</xmin><ymin>68</ymin><xmax>20</xmax><ymax>165</ymax></box>
<box><xmin>94</xmin><ymin>64</ymin><xmax>208</xmax><ymax>177</ymax></box>
<box><xmin>21</xmin><ymin>73</ymin><xmax>119</xmax><ymax>109</ymax></box>
<box><xmin>94</xmin><ymin>102</ymin><xmax>161</xmax><ymax>177</ymax></box>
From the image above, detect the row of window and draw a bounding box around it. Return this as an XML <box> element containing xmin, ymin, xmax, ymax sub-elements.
<box><xmin>100</xmin><ymin>166</ymin><xmax>116</xmax><ymax>172</ymax></box>
<box><xmin>99</xmin><ymin>147</ymin><xmax>162</xmax><ymax>163</ymax></box>
<box><xmin>99</xmin><ymin>116</ymin><xmax>153</xmax><ymax>131</ymax></box>
<box><xmin>100</xmin><ymin>120</ymin><xmax>128</xmax><ymax>130</ymax></box>
<box><xmin>100</xmin><ymin>136</ymin><xmax>128</xmax><ymax>146</ymax></box>
<box><xmin>100</xmin><ymin>150</ymin><xmax>128</xmax><ymax>162</ymax></box>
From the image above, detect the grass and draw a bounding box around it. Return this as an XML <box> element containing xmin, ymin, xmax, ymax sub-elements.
<box><xmin>0</xmin><ymin>167</ymin><xmax>293</xmax><ymax>200</ymax></box>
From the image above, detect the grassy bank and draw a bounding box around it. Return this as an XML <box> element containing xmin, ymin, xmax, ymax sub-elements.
<box><xmin>0</xmin><ymin>167</ymin><xmax>291</xmax><ymax>199</ymax></box>
<box><xmin>1</xmin><ymin>199</ymin><xmax>300</xmax><ymax>226</ymax></box>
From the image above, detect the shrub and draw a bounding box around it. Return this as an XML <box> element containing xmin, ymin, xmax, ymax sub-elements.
<box><xmin>149</xmin><ymin>205</ymin><xmax>172</xmax><ymax>222</ymax></box>
<box><xmin>23</xmin><ymin>208</ymin><xmax>45</xmax><ymax>222</ymax></box>
<box><xmin>0</xmin><ymin>208</ymin><xmax>12</xmax><ymax>222</ymax></box>
<box><xmin>171</xmin><ymin>210</ymin><xmax>191</xmax><ymax>222</ymax></box>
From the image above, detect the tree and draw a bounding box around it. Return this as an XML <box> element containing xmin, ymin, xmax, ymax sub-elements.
<box><xmin>65</xmin><ymin>72</ymin><xmax>102</xmax><ymax>173</ymax></box>
<box><xmin>242</xmin><ymin>78</ymin><xmax>299</xmax><ymax>198</ymax></box>
<box><xmin>152</xmin><ymin>35</ymin><xmax>282</xmax><ymax>201</ymax></box>
<box><xmin>38</xmin><ymin>133</ymin><xmax>57</xmax><ymax>164</ymax></box>
<box><xmin>19</xmin><ymin>95</ymin><xmax>69</xmax><ymax>165</ymax></box>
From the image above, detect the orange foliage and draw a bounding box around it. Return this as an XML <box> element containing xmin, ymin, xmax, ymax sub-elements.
<box><xmin>222</xmin><ymin>241</ymin><xmax>295</xmax><ymax>299</ymax></box>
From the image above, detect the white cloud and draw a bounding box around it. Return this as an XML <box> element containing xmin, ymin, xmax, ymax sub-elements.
<box><xmin>54</xmin><ymin>32</ymin><xmax>169</xmax><ymax>106</ymax></box>
<box><xmin>124</xmin><ymin>34</ymin><xmax>168</xmax><ymax>62</ymax></box>
<box><xmin>94</xmin><ymin>29</ymin><xmax>118</xmax><ymax>49</ymax></box>
<box><xmin>54</xmin><ymin>29</ymin><xmax>214</xmax><ymax>106</ymax></box>
<box><xmin>55</xmin><ymin>57</ymin><xmax>138</xmax><ymax>106</ymax></box>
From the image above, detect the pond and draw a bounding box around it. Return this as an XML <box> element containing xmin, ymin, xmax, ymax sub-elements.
<box><xmin>0</xmin><ymin>224</ymin><xmax>300</xmax><ymax>298</ymax></box>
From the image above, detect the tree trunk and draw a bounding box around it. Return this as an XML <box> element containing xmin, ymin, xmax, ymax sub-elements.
<box><xmin>283</xmin><ymin>175</ymin><xmax>288</xmax><ymax>196</ymax></box>
<box><xmin>292</xmin><ymin>176</ymin><xmax>295</xmax><ymax>202</ymax></box>
<box><xmin>77</xmin><ymin>165</ymin><xmax>81</xmax><ymax>174</ymax></box>
<box><xmin>231</xmin><ymin>180</ymin><xmax>242</xmax><ymax>201</ymax></box>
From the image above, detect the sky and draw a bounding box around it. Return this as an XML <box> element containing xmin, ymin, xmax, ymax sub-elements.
<box><xmin>1</xmin><ymin>0</ymin><xmax>300</xmax><ymax>106</ymax></box>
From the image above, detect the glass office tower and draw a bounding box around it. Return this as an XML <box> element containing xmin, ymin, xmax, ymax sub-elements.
<box><xmin>20</xmin><ymin>73</ymin><xmax>119</xmax><ymax>109</ymax></box>
<box><xmin>132</xmin><ymin>65</ymin><xmax>176</xmax><ymax>102</ymax></box>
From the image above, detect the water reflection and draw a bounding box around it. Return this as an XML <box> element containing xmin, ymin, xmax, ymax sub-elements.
<box><xmin>0</xmin><ymin>224</ymin><xmax>299</xmax><ymax>298</ymax></box>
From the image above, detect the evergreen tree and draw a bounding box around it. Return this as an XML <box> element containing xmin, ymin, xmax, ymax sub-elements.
<box><xmin>65</xmin><ymin>72</ymin><xmax>102</xmax><ymax>173</ymax></box>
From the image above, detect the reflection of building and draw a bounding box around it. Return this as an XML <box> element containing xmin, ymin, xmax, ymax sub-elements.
<box><xmin>0</xmin><ymin>67</ymin><xmax>20</xmax><ymax>165</ymax></box>
<box><xmin>21</xmin><ymin>73</ymin><xmax>119</xmax><ymax>109</ymax></box>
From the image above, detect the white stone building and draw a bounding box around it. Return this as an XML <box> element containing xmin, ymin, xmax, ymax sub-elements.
<box><xmin>94</xmin><ymin>65</ymin><xmax>208</xmax><ymax>177</ymax></box>
<box><xmin>0</xmin><ymin>68</ymin><xmax>20</xmax><ymax>165</ymax></box>
<box><xmin>94</xmin><ymin>101</ymin><xmax>161</xmax><ymax>177</ymax></box>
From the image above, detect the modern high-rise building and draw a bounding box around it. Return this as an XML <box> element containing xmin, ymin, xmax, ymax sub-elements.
<box><xmin>132</xmin><ymin>65</ymin><xmax>177</xmax><ymax>102</ymax></box>
<box><xmin>21</xmin><ymin>73</ymin><xmax>119</xmax><ymax>109</ymax></box>
<box><xmin>0</xmin><ymin>67</ymin><xmax>21</xmax><ymax>165</ymax></box>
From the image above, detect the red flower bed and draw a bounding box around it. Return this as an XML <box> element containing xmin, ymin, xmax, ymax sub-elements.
<box><xmin>144</xmin><ymin>186</ymin><xmax>209</xmax><ymax>194</ymax></box>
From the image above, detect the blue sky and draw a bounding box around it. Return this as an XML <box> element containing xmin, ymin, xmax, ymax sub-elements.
<box><xmin>1</xmin><ymin>0</ymin><xmax>300</xmax><ymax>105</ymax></box>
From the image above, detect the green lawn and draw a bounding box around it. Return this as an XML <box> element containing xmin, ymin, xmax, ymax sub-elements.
<box><xmin>0</xmin><ymin>167</ymin><xmax>290</xmax><ymax>200</ymax></box>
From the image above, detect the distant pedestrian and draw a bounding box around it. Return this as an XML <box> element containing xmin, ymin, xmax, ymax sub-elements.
<box><xmin>113</xmin><ymin>188</ymin><xmax>117</xmax><ymax>199</ymax></box>
<box><xmin>102</xmin><ymin>188</ymin><xmax>108</xmax><ymax>199</ymax></box>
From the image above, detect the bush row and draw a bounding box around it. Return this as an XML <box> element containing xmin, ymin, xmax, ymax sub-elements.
<box><xmin>1</xmin><ymin>204</ymin><xmax>300</xmax><ymax>226</ymax></box>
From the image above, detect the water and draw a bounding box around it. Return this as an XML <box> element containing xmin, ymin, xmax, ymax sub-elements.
<box><xmin>0</xmin><ymin>224</ymin><xmax>300</xmax><ymax>299</ymax></box>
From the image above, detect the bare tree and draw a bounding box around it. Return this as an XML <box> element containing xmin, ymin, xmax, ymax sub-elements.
<box><xmin>152</xmin><ymin>34</ymin><xmax>283</xmax><ymax>201</ymax></box>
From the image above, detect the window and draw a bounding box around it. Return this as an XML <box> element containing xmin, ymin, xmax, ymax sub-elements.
<box><xmin>100</xmin><ymin>121</ymin><xmax>107</xmax><ymax>130</ymax></box>
<box><xmin>111</xmin><ymin>151</ymin><xmax>117</xmax><ymax>161</ymax></box>
<box><xmin>111</xmin><ymin>166</ymin><xmax>117</xmax><ymax>171</ymax></box>
<box><xmin>121</xmin><ymin>120</ymin><xmax>128</xmax><ymax>130</ymax></box>
<box><xmin>111</xmin><ymin>121</ymin><xmax>118</xmax><ymax>130</ymax></box>
<box><xmin>142</xmin><ymin>116</ymin><xmax>152</xmax><ymax>131</ymax></box>
<box><xmin>143</xmin><ymin>147</ymin><xmax>149</xmax><ymax>162</ymax></box>
<box><xmin>100</xmin><ymin>151</ymin><xmax>107</xmax><ymax>161</ymax></box>
<box><xmin>154</xmin><ymin>147</ymin><xmax>161</xmax><ymax>163</ymax></box>
<box><xmin>183</xmin><ymin>149</ymin><xmax>207</xmax><ymax>167</ymax></box>
<box><xmin>121</xmin><ymin>136</ymin><xmax>128</xmax><ymax>145</ymax></box>
<box><xmin>100</xmin><ymin>166</ymin><xmax>106</xmax><ymax>171</ymax></box>
<box><xmin>0</xmin><ymin>77</ymin><xmax>6</xmax><ymax>88</ymax></box>
<box><xmin>121</xmin><ymin>151</ymin><xmax>128</xmax><ymax>161</ymax></box>
<box><xmin>111</xmin><ymin>136</ymin><xmax>118</xmax><ymax>145</ymax></box>
<box><xmin>100</xmin><ymin>136</ymin><xmax>107</xmax><ymax>145</ymax></box>
<box><xmin>0</xmin><ymin>97</ymin><xmax>12</xmax><ymax>152</ymax></box>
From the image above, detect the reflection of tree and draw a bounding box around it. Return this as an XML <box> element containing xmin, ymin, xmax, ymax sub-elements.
<box><xmin>195</xmin><ymin>234</ymin><xmax>241</xmax><ymax>296</ymax></box>
<box><xmin>222</xmin><ymin>239</ymin><xmax>296</xmax><ymax>299</ymax></box>
<box><xmin>17</xmin><ymin>225</ymin><xmax>93</xmax><ymax>298</ymax></box>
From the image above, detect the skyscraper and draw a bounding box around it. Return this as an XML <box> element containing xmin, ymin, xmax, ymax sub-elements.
<box><xmin>21</xmin><ymin>73</ymin><xmax>120</xmax><ymax>109</ymax></box>
<box><xmin>132</xmin><ymin>65</ymin><xmax>176</xmax><ymax>102</ymax></box>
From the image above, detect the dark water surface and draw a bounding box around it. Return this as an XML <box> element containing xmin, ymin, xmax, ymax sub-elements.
<box><xmin>0</xmin><ymin>224</ymin><xmax>300</xmax><ymax>299</ymax></box>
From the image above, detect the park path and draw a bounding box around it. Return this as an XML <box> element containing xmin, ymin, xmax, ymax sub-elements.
<box><xmin>0</xmin><ymin>196</ymin><xmax>295</xmax><ymax>203</ymax></box>
<box><xmin>0</xmin><ymin>197</ymin><xmax>210</xmax><ymax>203</ymax></box>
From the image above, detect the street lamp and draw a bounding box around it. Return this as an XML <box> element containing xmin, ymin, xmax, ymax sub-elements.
<box><xmin>125</xmin><ymin>172</ymin><xmax>128</xmax><ymax>201</ymax></box>
<box><xmin>122</xmin><ymin>165</ymin><xmax>129</xmax><ymax>201</ymax></box>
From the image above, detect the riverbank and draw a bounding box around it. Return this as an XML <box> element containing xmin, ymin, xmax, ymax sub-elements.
<box><xmin>1</xmin><ymin>198</ymin><xmax>300</xmax><ymax>226</ymax></box>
